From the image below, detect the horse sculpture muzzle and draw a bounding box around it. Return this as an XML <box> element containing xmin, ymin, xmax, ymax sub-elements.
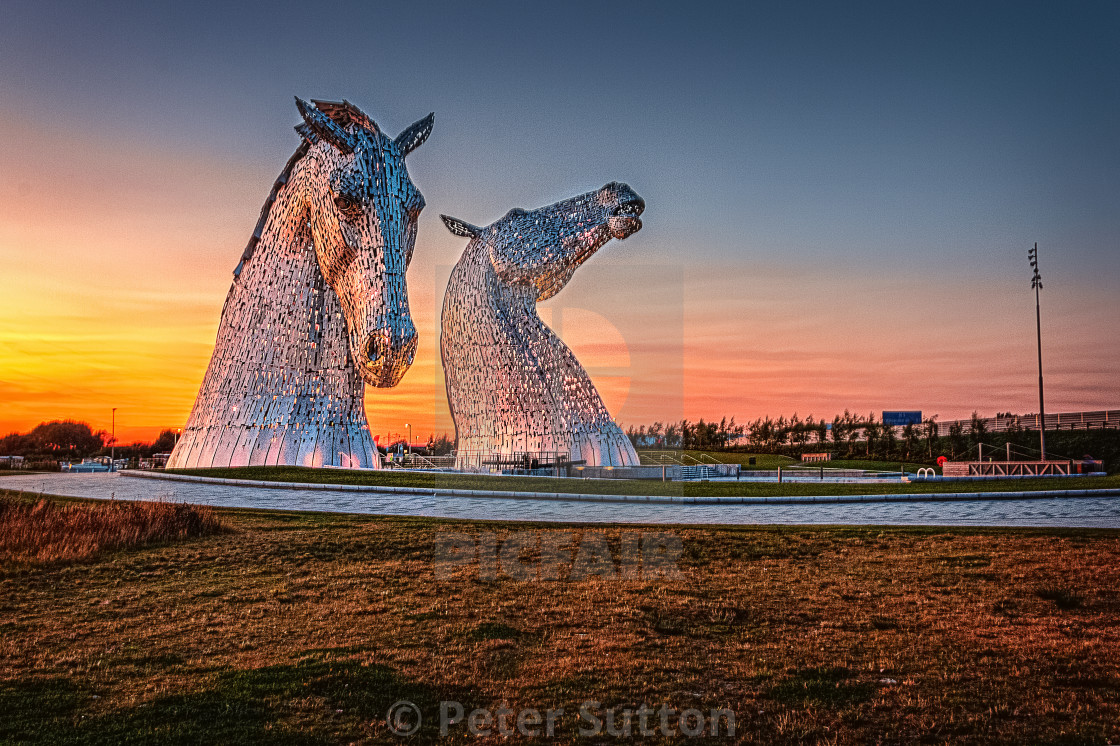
<box><xmin>359</xmin><ymin>317</ymin><xmax>418</xmax><ymax>388</ymax></box>
<box><xmin>604</xmin><ymin>182</ymin><xmax>645</xmax><ymax>239</ymax></box>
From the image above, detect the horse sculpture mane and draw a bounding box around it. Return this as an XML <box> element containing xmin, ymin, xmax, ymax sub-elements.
<box><xmin>440</xmin><ymin>182</ymin><xmax>645</xmax><ymax>470</ymax></box>
<box><xmin>167</xmin><ymin>98</ymin><xmax>433</xmax><ymax>469</ymax></box>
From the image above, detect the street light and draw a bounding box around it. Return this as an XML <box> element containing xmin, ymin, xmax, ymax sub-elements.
<box><xmin>110</xmin><ymin>408</ymin><xmax>117</xmax><ymax>472</ymax></box>
<box><xmin>1029</xmin><ymin>243</ymin><xmax>1046</xmax><ymax>461</ymax></box>
<box><xmin>405</xmin><ymin>423</ymin><xmax>412</xmax><ymax>455</ymax></box>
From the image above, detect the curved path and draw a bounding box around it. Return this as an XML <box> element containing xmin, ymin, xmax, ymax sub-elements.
<box><xmin>3</xmin><ymin>472</ymin><xmax>1119</xmax><ymax>528</ymax></box>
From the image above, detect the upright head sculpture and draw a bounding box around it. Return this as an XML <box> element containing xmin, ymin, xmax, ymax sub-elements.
<box><xmin>440</xmin><ymin>183</ymin><xmax>645</xmax><ymax>470</ymax></box>
<box><xmin>291</xmin><ymin>97</ymin><xmax>429</xmax><ymax>386</ymax></box>
<box><xmin>167</xmin><ymin>98</ymin><xmax>433</xmax><ymax>470</ymax></box>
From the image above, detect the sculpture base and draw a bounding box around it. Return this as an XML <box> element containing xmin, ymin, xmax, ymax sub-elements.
<box><xmin>166</xmin><ymin>424</ymin><xmax>380</xmax><ymax>470</ymax></box>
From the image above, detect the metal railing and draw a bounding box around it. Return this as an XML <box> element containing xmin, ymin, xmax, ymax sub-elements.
<box><xmin>386</xmin><ymin>453</ymin><xmax>457</xmax><ymax>470</ymax></box>
<box><xmin>638</xmin><ymin>450</ymin><xmax>726</xmax><ymax>466</ymax></box>
<box><xmin>450</xmin><ymin>451</ymin><xmax>577</xmax><ymax>475</ymax></box>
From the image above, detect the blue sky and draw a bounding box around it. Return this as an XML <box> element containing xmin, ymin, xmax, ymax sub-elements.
<box><xmin>1</xmin><ymin>0</ymin><xmax>1117</xmax><ymax>438</ymax></box>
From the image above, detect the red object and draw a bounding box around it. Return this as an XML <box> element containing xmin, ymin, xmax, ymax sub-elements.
<box><xmin>937</xmin><ymin>456</ymin><xmax>948</xmax><ymax>466</ymax></box>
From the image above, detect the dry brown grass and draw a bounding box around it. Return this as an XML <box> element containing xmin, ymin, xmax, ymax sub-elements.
<box><xmin>0</xmin><ymin>495</ymin><xmax>1118</xmax><ymax>743</ymax></box>
<box><xmin>0</xmin><ymin>493</ymin><xmax>225</xmax><ymax>564</ymax></box>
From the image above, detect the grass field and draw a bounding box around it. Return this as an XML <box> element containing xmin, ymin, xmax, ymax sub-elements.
<box><xmin>165</xmin><ymin>465</ymin><xmax>1120</xmax><ymax>499</ymax></box>
<box><xmin>1</xmin><ymin>490</ymin><xmax>1117</xmax><ymax>744</ymax></box>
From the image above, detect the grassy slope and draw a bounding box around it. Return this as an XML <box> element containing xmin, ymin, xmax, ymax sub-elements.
<box><xmin>165</xmin><ymin>465</ymin><xmax>1120</xmax><ymax>498</ymax></box>
<box><xmin>1</xmin><ymin>491</ymin><xmax>1118</xmax><ymax>744</ymax></box>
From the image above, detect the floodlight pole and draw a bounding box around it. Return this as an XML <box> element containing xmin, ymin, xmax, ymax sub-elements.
<box><xmin>1030</xmin><ymin>243</ymin><xmax>1046</xmax><ymax>461</ymax></box>
<box><xmin>406</xmin><ymin>424</ymin><xmax>412</xmax><ymax>456</ymax></box>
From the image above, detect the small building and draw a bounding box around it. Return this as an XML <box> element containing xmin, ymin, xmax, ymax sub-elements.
<box><xmin>801</xmin><ymin>452</ymin><xmax>832</xmax><ymax>463</ymax></box>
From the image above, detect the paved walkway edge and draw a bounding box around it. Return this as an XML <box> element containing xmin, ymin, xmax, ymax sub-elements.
<box><xmin>119</xmin><ymin>470</ymin><xmax>1120</xmax><ymax>505</ymax></box>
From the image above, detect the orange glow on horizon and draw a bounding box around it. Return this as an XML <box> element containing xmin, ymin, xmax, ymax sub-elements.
<box><xmin>2</xmin><ymin>117</ymin><xmax>1118</xmax><ymax>446</ymax></box>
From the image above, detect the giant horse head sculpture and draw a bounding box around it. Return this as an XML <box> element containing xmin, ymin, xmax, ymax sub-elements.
<box><xmin>290</xmin><ymin>98</ymin><xmax>431</xmax><ymax>386</ymax></box>
<box><xmin>167</xmin><ymin>98</ymin><xmax>433</xmax><ymax>470</ymax></box>
<box><xmin>441</xmin><ymin>182</ymin><xmax>644</xmax><ymax>302</ymax></box>
<box><xmin>439</xmin><ymin>182</ymin><xmax>645</xmax><ymax>469</ymax></box>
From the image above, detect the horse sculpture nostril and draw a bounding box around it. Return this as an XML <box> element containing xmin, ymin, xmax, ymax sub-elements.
<box><xmin>367</xmin><ymin>336</ymin><xmax>385</xmax><ymax>364</ymax></box>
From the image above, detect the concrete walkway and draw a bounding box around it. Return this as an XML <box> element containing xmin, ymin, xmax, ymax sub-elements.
<box><xmin>122</xmin><ymin>469</ymin><xmax>1120</xmax><ymax>506</ymax></box>
<box><xmin>5</xmin><ymin>472</ymin><xmax>1119</xmax><ymax>527</ymax></box>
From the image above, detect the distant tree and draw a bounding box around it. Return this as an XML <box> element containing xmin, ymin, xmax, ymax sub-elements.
<box><xmin>847</xmin><ymin>412</ymin><xmax>863</xmax><ymax>453</ymax></box>
<box><xmin>756</xmin><ymin>418</ymin><xmax>768</xmax><ymax>449</ymax></box>
<box><xmin>901</xmin><ymin>423</ymin><xmax>918</xmax><ymax>459</ymax></box>
<box><xmin>924</xmin><ymin>416</ymin><xmax>940</xmax><ymax>459</ymax></box>
<box><xmin>151</xmin><ymin>429</ymin><xmax>178</xmax><ymax>453</ymax></box>
<box><xmin>880</xmin><ymin>419</ymin><xmax>897</xmax><ymax>457</ymax></box>
<box><xmin>774</xmin><ymin>415</ymin><xmax>788</xmax><ymax>448</ymax></box>
<box><xmin>0</xmin><ymin>432</ymin><xmax>30</xmax><ymax>456</ymax></box>
<box><xmin>693</xmin><ymin>418</ymin><xmax>710</xmax><ymax>448</ymax></box>
<box><xmin>426</xmin><ymin>433</ymin><xmax>455</xmax><ymax>456</ymax></box>
<box><xmin>788</xmin><ymin>413</ymin><xmax>807</xmax><ymax>449</ymax></box>
<box><xmin>664</xmin><ymin>423</ymin><xmax>681</xmax><ymax>449</ymax></box>
<box><xmin>948</xmin><ymin>422</ymin><xmax>966</xmax><ymax>458</ymax></box>
<box><xmin>863</xmin><ymin>413</ymin><xmax>880</xmax><ymax>456</ymax></box>
<box><xmin>679</xmin><ymin>420</ymin><xmax>693</xmax><ymax>449</ymax></box>
<box><xmin>831</xmin><ymin>415</ymin><xmax>846</xmax><ymax>449</ymax></box>
<box><xmin>28</xmin><ymin>420</ymin><xmax>105</xmax><ymax>457</ymax></box>
<box><xmin>969</xmin><ymin>411</ymin><xmax>988</xmax><ymax>450</ymax></box>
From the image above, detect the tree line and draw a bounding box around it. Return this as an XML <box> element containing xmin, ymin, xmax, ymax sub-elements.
<box><xmin>625</xmin><ymin>411</ymin><xmax>1091</xmax><ymax>464</ymax></box>
<box><xmin>625</xmin><ymin>418</ymin><xmax>747</xmax><ymax>450</ymax></box>
<box><xmin>0</xmin><ymin>420</ymin><xmax>178</xmax><ymax>466</ymax></box>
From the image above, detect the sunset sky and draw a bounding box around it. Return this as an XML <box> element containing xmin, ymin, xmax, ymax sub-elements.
<box><xmin>1</xmin><ymin>1</ymin><xmax>1117</xmax><ymax>443</ymax></box>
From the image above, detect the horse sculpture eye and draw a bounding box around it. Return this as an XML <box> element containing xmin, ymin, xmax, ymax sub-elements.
<box><xmin>334</xmin><ymin>194</ymin><xmax>362</xmax><ymax>217</ymax></box>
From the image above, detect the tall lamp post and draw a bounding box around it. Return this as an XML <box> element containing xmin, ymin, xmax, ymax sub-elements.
<box><xmin>1029</xmin><ymin>243</ymin><xmax>1046</xmax><ymax>461</ymax></box>
<box><xmin>110</xmin><ymin>408</ymin><xmax>117</xmax><ymax>472</ymax></box>
<box><xmin>405</xmin><ymin>423</ymin><xmax>412</xmax><ymax>456</ymax></box>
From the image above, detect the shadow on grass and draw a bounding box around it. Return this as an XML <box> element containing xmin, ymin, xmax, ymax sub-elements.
<box><xmin>463</xmin><ymin>621</ymin><xmax>522</xmax><ymax>642</ymax></box>
<box><xmin>767</xmin><ymin>666</ymin><xmax>874</xmax><ymax>708</ymax></box>
<box><xmin>0</xmin><ymin>658</ymin><xmax>466</xmax><ymax>744</ymax></box>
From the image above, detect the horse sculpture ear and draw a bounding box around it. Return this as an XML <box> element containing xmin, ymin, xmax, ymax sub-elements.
<box><xmin>395</xmin><ymin>113</ymin><xmax>435</xmax><ymax>155</ymax></box>
<box><xmin>441</xmin><ymin>215</ymin><xmax>480</xmax><ymax>239</ymax></box>
<box><xmin>295</xmin><ymin>96</ymin><xmax>356</xmax><ymax>154</ymax></box>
